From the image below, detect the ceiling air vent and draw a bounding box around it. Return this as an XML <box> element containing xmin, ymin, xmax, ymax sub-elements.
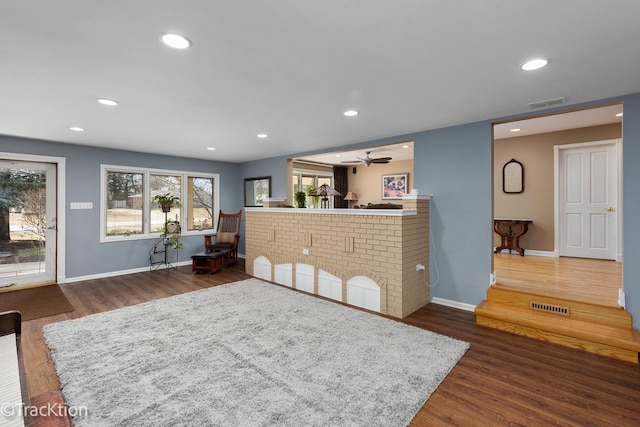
<box><xmin>528</xmin><ymin>96</ymin><xmax>566</xmax><ymax>109</ymax></box>
<box><xmin>530</xmin><ymin>301</ymin><xmax>570</xmax><ymax>316</ymax></box>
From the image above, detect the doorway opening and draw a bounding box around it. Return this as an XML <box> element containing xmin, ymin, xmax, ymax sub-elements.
<box><xmin>491</xmin><ymin>103</ymin><xmax>623</xmax><ymax>307</ymax></box>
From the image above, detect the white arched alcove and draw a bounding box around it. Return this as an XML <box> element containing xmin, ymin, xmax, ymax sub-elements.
<box><xmin>347</xmin><ymin>276</ymin><xmax>380</xmax><ymax>313</ymax></box>
<box><xmin>274</xmin><ymin>263</ymin><xmax>293</xmax><ymax>287</ymax></box>
<box><xmin>318</xmin><ymin>270</ymin><xmax>342</xmax><ymax>302</ymax></box>
<box><xmin>253</xmin><ymin>256</ymin><xmax>271</xmax><ymax>281</ymax></box>
<box><xmin>295</xmin><ymin>263</ymin><xmax>314</xmax><ymax>293</ymax></box>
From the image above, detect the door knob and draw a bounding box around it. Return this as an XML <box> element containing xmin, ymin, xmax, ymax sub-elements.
<box><xmin>605</xmin><ymin>207</ymin><xmax>614</xmax><ymax>212</ymax></box>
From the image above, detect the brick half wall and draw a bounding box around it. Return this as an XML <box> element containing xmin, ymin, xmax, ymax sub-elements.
<box><xmin>245</xmin><ymin>195</ymin><xmax>430</xmax><ymax>318</ymax></box>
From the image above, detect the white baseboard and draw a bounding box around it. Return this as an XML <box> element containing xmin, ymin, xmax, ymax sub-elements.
<box><xmin>61</xmin><ymin>253</ymin><xmax>247</xmax><ymax>284</ymax></box>
<box><xmin>494</xmin><ymin>248</ymin><xmax>557</xmax><ymax>257</ymax></box>
<box><xmin>430</xmin><ymin>297</ymin><xmax>476</xmax><ymax>312</ymax></box>
<box><xmin>63</xmin><ymin>260</ymin><xmax>192</xmax><ymax>284</ymax></box>
<box><xmin>523</xmin><ymin>249</ymin><xmax>557</xmax><ymax>257</ymax></box>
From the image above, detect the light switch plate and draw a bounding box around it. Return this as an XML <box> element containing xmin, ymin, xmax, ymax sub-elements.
<box><xmin>70</xmin><ymin>202</ymin><xmax>93</xmax><ymax>209</ymax></box>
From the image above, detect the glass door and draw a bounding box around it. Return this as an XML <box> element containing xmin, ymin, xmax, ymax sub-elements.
<box><xmin>0</xmin><ymin>160</ymin><xmax>57</xmax><ymax>288</ymax></box>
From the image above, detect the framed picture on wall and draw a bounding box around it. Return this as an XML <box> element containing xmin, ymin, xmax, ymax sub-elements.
<box><xmin>382</xmin><ymin>173</ymin><xmax>408</xmax><ymax>199</ymax></box>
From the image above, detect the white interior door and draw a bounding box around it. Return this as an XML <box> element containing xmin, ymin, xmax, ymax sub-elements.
<box><xmin>557</xmin><ymin>141</ymin><xmax>619</xmax><ymax>260</ymax></box>
<box><xmin>0</xmin><ymin>160</ymin><xmax>57</xmax><ymax>288</ymax></box>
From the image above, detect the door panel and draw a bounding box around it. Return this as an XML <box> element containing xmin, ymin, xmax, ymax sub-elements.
<box><xmin>566</xmin><ymin>214</ymin><xmax>582</xmax><ymax>247</ymax></box>
<box><xmin>590</xmin><ymin>214</ymin><xmax>607</xmax><ymax>249</ymax></box>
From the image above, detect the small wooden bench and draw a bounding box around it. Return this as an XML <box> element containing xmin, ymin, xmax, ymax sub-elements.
<box><xmin>191</xmin><ymin>251</ymin><xmax>226</xmax><ymax>274</ymax></box>
<box><xmin>1</xmin><ymin>310</ymin><xmax>28</xmax><ymax>427</ymax></box>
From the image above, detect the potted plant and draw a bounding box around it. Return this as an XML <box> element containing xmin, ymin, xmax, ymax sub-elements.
<box><xmin>294</xmin><ymin>191</ymin><xmax>306</xmax><ymax>208</ymax></box>
<box><xmin>152</xmin><ymin>193</ymin><xmax>182</xmax><ymax>213</ymax></box>
<box><xmin>165</xmin><ymin>218</ymin><xmax>181</xmax><ymax>234</ymax></box>
<box><xmin>160</xmin><ymin>232</ymin><xmax>182</xmax><ymax>250</ymax></box>
<box><xmin>160</xmin><ymin>219</ymin><xmax>183</xmax><ymax>250</ymax></box>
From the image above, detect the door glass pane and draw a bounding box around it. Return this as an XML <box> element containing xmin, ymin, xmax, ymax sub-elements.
<box><xmin>150</xmin><ymin>174</ymin><xmax>181</xmax><ymax>233</ymax></box>
<box><xmin>187</xmin><ymin>177</ymin><xmax>215</xmax><ymax>231</ymax></box>
<box><xmin>0</xmin><ymin>166</ymin><xmax>48</xmax><ymax>281</ymax></box>
<box><xmin>106</xmin><ymin>171</ymin><xmax>144</xmax><ymax>235</ymax></box>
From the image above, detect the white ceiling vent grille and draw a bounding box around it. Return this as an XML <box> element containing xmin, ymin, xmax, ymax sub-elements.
<box><xmin>528</xmin><ymin>96</ymin><xmax>567</xmax><ymax>109</ymax></box>
<box><xmin>530</xmin><ymin>301</ymin><xmax>570</xmax><ymax>316</ymax></box>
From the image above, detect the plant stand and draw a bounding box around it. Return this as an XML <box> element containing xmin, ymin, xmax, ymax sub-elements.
<box><xmin>149</xmin><ymin>210</ymin><xmax>180</xmax><ymax>271</ymax></box>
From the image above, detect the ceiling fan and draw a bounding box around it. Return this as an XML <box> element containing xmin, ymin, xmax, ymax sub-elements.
<box><xmin>341</xmin><ymin>151</ymin><xmax>392</xmax><ymax>167</ymax></box>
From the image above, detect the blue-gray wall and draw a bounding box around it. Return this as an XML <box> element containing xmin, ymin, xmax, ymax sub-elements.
<box><xmin>622</xmin><ymin>93</ymin><xmax>640</xmax><ymax>330</ymax></box>
<box><xmin>2</xmin><ymin>91</ymin><xmax>639</xmax><ymax>329</ymax></box>
<box><xmin>238</xmin><ymin>92</ymin><xmax>640</xmax><ymax>329</ymax></box>
<box><xmin>414</xmin><ymin>120</ymin><xmax>493</xmax><ymax>305</ymax></box>
<box><xmin>0</xmin><ymin>135</ymin><xmax>241</xmax><ymax>278</ymax></box>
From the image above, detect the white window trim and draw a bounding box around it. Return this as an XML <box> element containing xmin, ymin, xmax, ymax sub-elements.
<box><xmin>100</xmin><ymin>164</ymin><xmax>219</xmax><ymax>243</ymax></box>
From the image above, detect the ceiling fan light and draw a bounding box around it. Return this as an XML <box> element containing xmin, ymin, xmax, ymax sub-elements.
<box><xmin>341</xmin><ymin>151</ymin><xmax>392</xmax><ymax>167</ymax></box>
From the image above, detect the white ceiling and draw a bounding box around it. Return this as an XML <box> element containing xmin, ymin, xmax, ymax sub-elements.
<box><xmin>1</xmin><ymin>1</ymin><xmax>638</xmax><ymax>163</ymax></box>
<box><xmin>296</xmin><ymin>141</ymin><xmax>414</xmax><ymax>166</ymax></box>
<box><xmin>493</xmin><ymin>104</ymin><xmax>623</xmax><ymax>140</ymax></box>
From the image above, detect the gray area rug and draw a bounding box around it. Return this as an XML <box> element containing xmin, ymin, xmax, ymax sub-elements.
<box><xmin>44</xmin><ymin>278</ymin><xmax>469</xmax><ymax>426</ymax></box>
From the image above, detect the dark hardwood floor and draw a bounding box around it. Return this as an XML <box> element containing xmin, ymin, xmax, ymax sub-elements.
<box><xmin>20</xmin><ymin>260</ymin><xmax>640</xmax><ymax>426</ymax></box>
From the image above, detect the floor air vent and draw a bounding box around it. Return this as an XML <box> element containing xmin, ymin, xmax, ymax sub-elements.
<box><xmin>530</xmin><ymin>301</ymin><xmax>570</xmax><ymax>316</ymax></box>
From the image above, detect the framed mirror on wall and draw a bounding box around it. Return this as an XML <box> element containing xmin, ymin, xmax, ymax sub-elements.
<box><xmin>244</xmin><ymin>176</ymin><xmax>271</xmax><ymax>206</ymax></box>
<box><xmin>502</xmin><ymin>159</ymin><xmax>524</xmax><ymax>193</ymax></box>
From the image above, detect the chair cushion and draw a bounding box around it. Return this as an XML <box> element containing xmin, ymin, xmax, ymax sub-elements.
<box><xmin>216</xmin><ymin>232</ymin><xmax>236</xmax><ymax>244</ymax></box>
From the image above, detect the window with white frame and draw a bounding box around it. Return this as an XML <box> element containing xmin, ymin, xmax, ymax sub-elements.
<box><xmin>100</xmin><ymin>165</ymin><xmax>219</xmax><ymax>242</ymax></box>
<box><xmin>292</xmin><ymin>169</ymin><xmax>334</xmax><ymax>208</ymax></box>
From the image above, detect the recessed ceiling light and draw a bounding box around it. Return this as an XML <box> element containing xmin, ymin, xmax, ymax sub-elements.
<box><xmin>97</xmin><ymin>98</ymin><xmax>119</xmax><ymax>106</ymax></box>
<box><xmin>510</xmin><ymin>128</ymin><xmax>521</xmax><ymax>132</ymax></box>
<box><xmin>521</xmin><ymin>58</ymin><xmax>548</xmax><ymax>71</ymax></box>
<box><xmin>616</xmin><ymin>112</ymin><xmax>623</xmax><ymax>117</ymax></box>
<box><xmin>69</xmin><ymin>126</ymin><xmax>84</xmax><ymax>132</ymax></box>
<box><xmin>257</xmin><ymin>133</ymin><xmax>269</xmax><ymax>139</ymax></box>
<box><xmin>206</xmin><ymin>147</ymin><xmax>216</xmax><ymax>151</ymax></box>
<box><xmin>335</xmin><ymin>154</ymin><xmax>341</xmax><ymax>158</ymax></box>
<box><xmin>161</xmin><ymin>33</ymin><xmax>192</xmax><ymax>49</ymax></box>
<box><xmin>344</xmin><ymin>110</ymin><xmax>359</xmax><ymax>117</ymax></box>
<box><xmin>402</xmin><ymin>145</ymin><xmax>410</xmax><ymax>149</ymax></box>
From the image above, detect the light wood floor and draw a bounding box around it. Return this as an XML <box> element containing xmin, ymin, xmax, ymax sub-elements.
<box><xmin>494</xmin><ymin>254</ymin><xmax>622</xmax><ymax>306</ymax></box>
<box><xmin>19</xmin><ymin>261</ymin><xmax>640</xmax><ymax>426</ymax></box>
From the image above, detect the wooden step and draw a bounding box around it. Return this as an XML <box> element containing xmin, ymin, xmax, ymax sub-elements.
<box><xmin>487</xmin><ymin>285</ymin><xmax>632</xmax><ymax>328</ymax></box>
<box><xmin>475</xmin><ymin>287</ymin><xmax>640</xmax><ymax>364</ymax></box>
